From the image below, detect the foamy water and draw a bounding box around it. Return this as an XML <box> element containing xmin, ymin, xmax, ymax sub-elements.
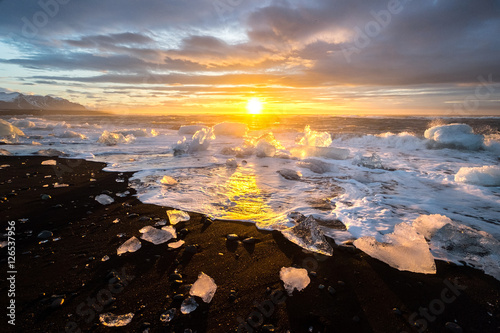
<box><xmin>1</xmin><ymin>114</ymin><xmax>499</xmax><ymax>279</ymax></box>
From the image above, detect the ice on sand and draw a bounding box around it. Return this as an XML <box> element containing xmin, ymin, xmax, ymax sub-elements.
<box><xmin>181</xmin><ymin>296</ymin><xmax>199</xmax><ymax>314</ymax></box>
<box><xmin>117</xmin><ymin>236</ymin><xmax>141</xmax><ymax>255</ymax></box>
<box><xmin>189</xmin><ymin>272</ymin><xmax>217</xmax><ymax>303</ymax></box>
<box><xmin>160</xmin><ymin>175</ymin><xmax>178</xmax><ymax>185</ymax></box>
<box><xmin>99</xmin><ymin>312</ymin><xmax>134</xmax><ymax>327</ymax></box>
<box><xmin>95</xmin><ymin>194</ymin><xmax>114</xmax><ymax>205</ymax></box>
<box><xmin>354</xmin><ymin>222</ymin><xmax>436</xmax><ymax>274</ymax></box>
<box><xmin>41</xmin><ymin>159</ymin><xmax>57</xmax><ymax>166</ymax></box>
<box><xmin>139</xmin><ymin>225</ymin><xmax>176</xmax><ymax>245</ymax></box>
<box><xmin>168</xmin><ymin>240</ymin><xmax>185</xmax><ymax>248</ymax></box>
<box><xmin>282</xmin><ymin>214</ymin><xmax>333</xmax><ymax>255</ymax></box>
<box><xmin>280</xmin><ymin>267</ymin><xmax>310</xmax><ymax>295</ymax></box>
<box><xmin>454</xmin><ymin>165</ymin><xmax>500</xmax><ymax>186</ymax></box>
<box><xmin>167</xmin><ymin>210</ymin><xmax>190</xmax><ymax>225</ymax></box>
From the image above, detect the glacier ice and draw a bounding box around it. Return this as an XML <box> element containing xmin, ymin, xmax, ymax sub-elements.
<box><xmin>454</xmin><ymin>165</ymin><xmax>500</xmax><ymax>186</ymax></box>
<box><xmin>167</xmin><ymin>210</ymin><xmax>190</xmax><ymax>225</ymax></box>
<box><xmin>41</xmin><ymin>159</ymin><xmax>57</xmax><ymax>166</ymax></box>
<box><xmin>95</xmin><ymin>194</ymin><xmax>114</xmax><ymax>205</ymax></box>
<box><xmin>280</xmin><ymin>267</ymin><xmax>310</xmax><ymax>295</ymax></box>
<box><xmin>424</xmin><ymin>123</ymin><xmax>484</xmax><ymax>150</ymax></box>
<box><xmin>160</xmin><ymin>175</ymin><xmax>178</xmax><ymax>185</ymax></box>
<box><xmin>297</xmin><ymin>158</ymin><xmax>332</xmax><ymax>174</ymax></box>
<box><xmin>0</xmin><ymin>119</ymin><xmax>25</xmax><ymax>138</ymax></box>
<box><xmin>98</xmin><ymin>130</ymin><xmax>135</xmax><ymax>146</ymax></box>
<box><xmin>99</xmin><ymin>312</ymin><xmax>134</xmax><ymax>327</ymax></box>
<box><xmin>299</xmin><ymin>125</ymin><xmax>332</xmax><ymax>147</ymax></box>
<box><xmin>117</xmin><ymin>236</ymin><xmax>141</xmax><ymax>255</ymax></box>
<box><xmin>189</xmin><ymin>272</ymin><xmax>217</xmax><ymax>303</ymax></box>
<box><xmin>277</xmin><ymin>169</ymin><xmax>302</xmax><ymax>180</ymax></box>
<box><xmin>282</xmin><ymin>214</ymin><xmax>333</xmax><ymax>255</ymax></box>
<box><xmin>180</xmin><ymin>296</ymin><xmax>199</xmax><ymax>314</ymax></box>
<box><xmin>353</xmin><ymin>222</ymin><xmax>436</xmax><ymax>274</ymax></box>
<box><xmin>139</xmin><ymin>225</ymin><xmax>176</xmax><ymax>245</ymax></box>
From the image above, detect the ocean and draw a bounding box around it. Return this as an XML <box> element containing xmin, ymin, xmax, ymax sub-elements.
<box><xmin>1</xmin><ymin>113</ymin><xmax>499</xmax><ymax>279</ymax></box>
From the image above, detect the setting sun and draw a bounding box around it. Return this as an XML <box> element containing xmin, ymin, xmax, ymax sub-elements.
<box><xmin>246</xmin><ymin>97</ymin><xmax>263</xmax><ymax>114</ymax></box>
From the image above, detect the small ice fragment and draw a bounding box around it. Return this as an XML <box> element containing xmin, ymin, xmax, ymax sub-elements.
<box><xmin>117</xmin><ymin>233</ymin><xmax>126</xmax><ymax>238</ymax></box>
<box><xmin>95</xmin><ymin>194</ymin><xmax>114</xmax><ymax>205</ymax></box>
<box><xmin>160</xmin><ymin>176</ymin><xmax>178</xmax><ymax>185</ymax></box>
<box><xmin>167</xmin><ymin>210</ymin><xmax>190</xmax><ymax>225</ymax></box>
<box><xmin>160</xmin><ymin>308</ymin><xmax>177</xmax><ymax>323</ymax></box>
<box><xmin>168</xmin><ymin>240</ymin><xmax>185</xmax><ymax>249</ymax></box>
<box><xmin>116</xmin><ymin>178</ymin><xmax>125</xmax><ymax>183</ymax></box>
<box><xmin>90</xmin><ymin>178</ymin><xmax>96</xmax><ymax>182</ymax></box>
<box><xmin>53</xmin><ymin>183</ymin><xmax>69</xmax><ymax>188</ymax></box>
<box><xmin>0</xmin><ymin>241</ymin><xmax>7</xmax><ymax>248</ymax></box>
<box><xmin>113</xmin><ymin>218</ymin><xmax>120</xmax><ymax>224</ymax></box>
<box><xmin>38</xmin><ymin>230</ymin><xmax>53</xmax><ymax>239</ymax></box>
<box><xmin>162</xmin><ymin>226</ymin><xmax>177</xmax><ymax>239</ymax></box>
<box><xmin>226</xmin><ymin>158</ymin><xmax>238</xmax><ymax>168</ymax></box>
<box><xmin>117</xmin><ymin>236</ymin><xmax>141</xmax><ymax>255</ymax></box>
<box><xmin>101</xmin><ymin>255</ymin><xmax>110</xmax><ymax>262</ymax></box>
<box><xmin>180</xmin><ymin>297</ymin><xmax>199</xmax><ymax>314</ymax></box>
<box><xmin>189</xmin><ymin>272</ymin><xmax>217</xmax><ymax>303</ymax></box>
<box><xmin>116</xmin><ymin>191</ymin><xmax>130</xmax><ymax>197</ymax></box>
<box><xmin>353</xmin><ymin>223</ymin><xmax>436</xmax><ymax>274</ymax></box>
<box><xmin>353</xmin><ymin>153</ymin><xmax>384</xmax><ymax>169</ymax></box>
<box><xmin>277</xmin><ymin>169</ymin><xmax>302</xmax><ymax>180</ymax></box>
<box><xmin>41</xmin><ymin>159</ymin><xmax>57</xmax><ymax>166</ymax></box>
<box><xmin>53</xmin><ymin>237</ymin><xmax>61</xmax><ymax>241</ymax></box>
<box><xmin>140</xmin><ymin>226</ymin><xmax>175</xmax><ymax>245</ymax></box>
<box><xmin>99</xmin><ymin>312</ymin><xmax>134</xmax><ymax>327</ymax></box>
<box><xmin>282</xmin><ymin>215</ymin><xmax>334</xmax><ymax>255</ymax></box>
<box><xmin>280</xmin><ymin>267</ymin><xmax>310</xmax><ymax>295</ymax></box>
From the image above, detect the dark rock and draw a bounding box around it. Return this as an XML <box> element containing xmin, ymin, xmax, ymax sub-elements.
<box><xmin>352</xmin><ymin>316</ymin><xmax>360</xmax><ymax>323</ymax></box>
<box><xmin>40</xmin><ymin>194</ymin><xmax>51</xmax><ymax>200</ymax></box>
<box><xmin>37</xmin><ymin>230</ymin><xmax>53</xmax><ymax>239</ymax></box>
<box><xmin>242</xmin><ymin>237</ymin><xmax>257</xmax><ymax>244</ymax></box>
<box><xmin>445</xmin><ymin>322</ymin><xmax>463</xmax><ymax>333</ymax></box>
<box><xmin>50</xmin><ymin>298</ymin><xmax>64</xmax><ymax>309</ymax></box>
<box><xmin>309</xmin><ymin>271</ymin><xmax>317</xmax><ymax>278</ymax></box>
<box><xmin>392</xmin><ymin>308</ymin><xmax>402</xmax><ymax>316</ymax></box>
<box><xmin>173</xmin><ymin>294</ymin><xmax>184</xmax><ymax>301</ymax></box>
<box><xmin>327</xmin><ymin>286</ymin><xmax>336</xmax><ymax>295</ymax></box>
<box><xmin>127</xmin><ymin>213</ymin><xmax>139</xmax><ymax>218</ymax></box>
<box><xmin>226</xmin><ymin>234</ymin><xmax>239</xmax><ymax>241</ymax></box>
<box><xmin>170</xmin><ymin>273</ymin><xmax>183</xmax><ymax>281</ymax></box>
<box><xmin>318</xmin><ymin>284</ymin><xmax>325</xmax><ymax>290</ymax></box>
<box><xmin>185</xmin><ymin>245</ymin><xmax>198</xmax><ymax>254</ymax></box>
<box><xmin>262</xmin><ymin>324</ymin><xmax>275</xmax><ymax>332</ymax></box>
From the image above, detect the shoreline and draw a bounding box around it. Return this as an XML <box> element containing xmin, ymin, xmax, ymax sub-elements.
<box><xmin>1</xmin><ymin>155</ymin><xmax>499</xmax><ymax>332</ymax></box>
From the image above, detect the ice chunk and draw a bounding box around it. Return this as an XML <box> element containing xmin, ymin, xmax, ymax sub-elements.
<box><xmin>354</xmin><ymin>223</ymin><xmax>436</xmax><ymax>274</ymax></box>
<box><xmin>173</xmin><ymin>137</ymin><xmax>189</xmax><ymax>155</ymax></box>
<box><xmin>57</xmin><ymin>130</ymin><xmax>87</xmax><ymax>139</ymax></box>
<box><xmin>160</xmin><ymin>308</ymin><xmax>177</xmax><ymax>323</ymax></box>
<box><xmin>180</xmin><ymin>296</ymin><xmax>199</xmax><ymax>314</ymax></box>
<box><xmin>424</xmin><ymin>123</ymin><xmax>484</xmax><ymax>150</ymax></box>
<box><xmin>213</xmin><ymin>122</ymin><xmax>248</xmax><ymax>137</ymax></box>
<box><xmin>117</xmin><ymin>236</ymin><xmax>141</xmax><ymax>255</ymax></box>
<box><xmin>279</xmin><ymin>267</ymin><xmax>310</xmax><ymax>295</ymax></box>
<box><xmin>115</xmin><ymin>128</ymin><xmax>150</xmax><ymax>137</ymax></box>
<box><xmin>189</xmin><ymin>272</ymin><xmax>217</xmax><ymax>303</ymax></box>
<box><xmin>139</xmin><ymin>225</ymin><xmax>176</xmax><ymax>245</ymax></box>
<box><xmin>99</xmin><ymin>312</ymin><xmax>134</xmax><ymax>327</ymax></box>
<box><xmin>277</xmin><ymin>169</ymin><xmax>302</xmax><ymax>180</ymax></box>
<box><xmin>298</xmin><ymin>125</ymin><xmax>332</xmax><ymax>147</ymax></box>
<box><xmin>37</xmin><ymin>149</ymin><xmax>67</xmax><ymax>156</ymax></box>
<box><xmin>168</xmin><ymin>240</ymin><xmax>185</xmax><ymax>249</ymax></box>
<box><xmin>297</xmin><ymin>158</ymin><xmax>332</xmax><ymax>174</ymax></box>
<box><xmin>282</xmin><ymin>215</ymin><xmax>333</xmax><ymax>255</ymax></box>
<box><xmin>160</xmin><ymin>176</ymin><xmax>178</xmax><ymax>185</ymax></box>
<box><xmin>41</xmin><ymin>159</ymin><xmax>57</xmax><ymax>166</ymax></box>
<box><xmin>226</xmin><ymin>158</ymin><xmax>238</xmax><ymax>168</ymax></box>
<box><xmin>162</xmin><ymin>226</ymin><xmax>177</xmax><ymax>239</ymax></box>
<box><xmin>188</xmin><ymin>128</ymin><xmax>215</xmax><ymax>152</ymax></box>
<box><xmin>353</xmin><ymin>153</ymin><xmax>384</xmax><ymax>169</ymax></box>
<box><xmin>178</xmin><ymin>124</ymin><xmax>208</xmax><ymax>135</ymax></box>
<box><xmin>167</xmin><ymin>210</ymin><xmax>190</xmax><ymax>225</ymax></box>
<box><xmin>12</xmin><ymin>119</ymin><xmax>35</xmax><ymax>128</ymax></box>
<box><xmin>98</xmin><ymin>130</ymin><xmax>135</xmax><ymax>146</ymax></box>
<box><xmin>0</xmin><ymin>119</ymin><xmax>25</xmax><ymax>137</ymax></box>
<box><xmin>0</xmin><ymin>149</ymin><xmax>11</xmax><ymax>155</ymax></box>
<box><xmin>291</xmin><ymin>146</ymin><xmax>349</xmax><ymax>160</ymax></box>
<box><xmin>255</xmin><ymin>133</ymin><xmax>285</xmax><ymax>158</ymax></box>
<box><xmin>95</xmin><ymin>194</ymin><xmax>114</xmax><ymax>205</ymax></box>
<box><xmin>454</xmin><ymin>165</ymin><xmax>500</xmax><ymax>186</ymax></box>
<box><xmin>412</xmin><ymin>214</ymin><xmax>452</xmax><ymax>240</ymax></box>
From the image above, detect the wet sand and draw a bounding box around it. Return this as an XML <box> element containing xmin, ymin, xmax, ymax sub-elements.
<box><xmin>0</xmin><ymin>155</ymin><xmax>499</xmax><ymax>333</ymax></box>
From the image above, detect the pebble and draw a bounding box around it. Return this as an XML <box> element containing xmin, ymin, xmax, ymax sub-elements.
<box><xmin>40</xmin><ymin>194</ymin><xmax>51</xmax><ymax>200</ymax></box>
<box><xmin>127</xmin><ymin>213</ymin><xmax>139</xmax><ymax>218</ymax></box>
<box><xmin>170</xmin><ymin>273</ymin><xmax>183</xmax><ymax>281</ymax></box>
<box><xmin>173</xmin><ymin>294</ymin><xmax>184</xmax><ymax>301</ymax></box>
<box><xmin>445</xmin><ymin>322</ymin><xmax>463</xmax><ymax>333</ymax></box>
<box><xmin>242</xmin><ymin>237</ymin><xmax>257</xmax><ymax>244</ymax></box>
<box><xmin>318</xmin><ymin>284</ymin><xmax>325</xmax><ymax>290</ymax></box>
<box><xmin>352</xmin><ymin>316</ymin><xmax>360</xmax><ymax>323</ymax></box>
<box><xmin>327</xmin><ymin>286</ymin><xmax>336</xmax><ymax>295</ymax></box>
<box><xmin>392</xmin><ymin>308</ymin><xmax>402</xmax><ymax>316</ymax></box>
<box><xmin>226</xmin><ymin>234</ymin><xmax>239</xmax><ymax>241</ymax></box>
<box><xmin>309</xmin><ymin>271</ymin><xmax>317</xmax><ymax>278</ymax></box>
<box><xmin>50</xmin><ymin>298</ymin><xmax>64</xmax><ymax>308</ymax></box>
<box><xmin>37</xmin><ymin>230</ymin><xmax>53</xmax><ymax>239</ymax></box>
<box><xmin>262</xmin><ymin>324</ymin><xmax>275</xmax><ymax>332</ymax></box>
<box><xmin>185</xmin><ymin>245</ymin><xmax>198</xmax><ymax>254</ymax></box>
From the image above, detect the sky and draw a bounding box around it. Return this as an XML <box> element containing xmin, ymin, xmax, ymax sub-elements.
<box><xmin>0</xmin><ymin>0</ymin><xmax>500</xmax><ymax>115</ymax></box>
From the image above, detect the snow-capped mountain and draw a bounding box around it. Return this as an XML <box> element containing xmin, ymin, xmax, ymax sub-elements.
<box><xmin>0</xmin><ymin>92</ymin><xmax>86</xmax><ymax>110</ymax></box>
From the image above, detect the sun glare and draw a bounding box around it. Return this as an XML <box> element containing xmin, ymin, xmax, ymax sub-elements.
<box><xmin>246</xmin><ymin>97</ymin><xmax>263</xmax><ymax>114</ymax></box>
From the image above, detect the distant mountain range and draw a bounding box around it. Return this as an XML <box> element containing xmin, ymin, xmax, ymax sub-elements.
<box><xmin>0</xmin><ymin>92</ymin><xmax>86</xmax><ymax>111</ymax></box>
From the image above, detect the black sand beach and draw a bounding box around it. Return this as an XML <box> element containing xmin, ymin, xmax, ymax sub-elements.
<box><xmin>1</xmin><ymin>156</ymin><xmax>499</xmax><ymax>333</ymax></box>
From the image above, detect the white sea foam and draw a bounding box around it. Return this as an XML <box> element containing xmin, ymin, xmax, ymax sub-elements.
<box><xmin>455</xmin><ymin>165</ymin><xmax>500</xmax><ymax>186</ymax></box>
